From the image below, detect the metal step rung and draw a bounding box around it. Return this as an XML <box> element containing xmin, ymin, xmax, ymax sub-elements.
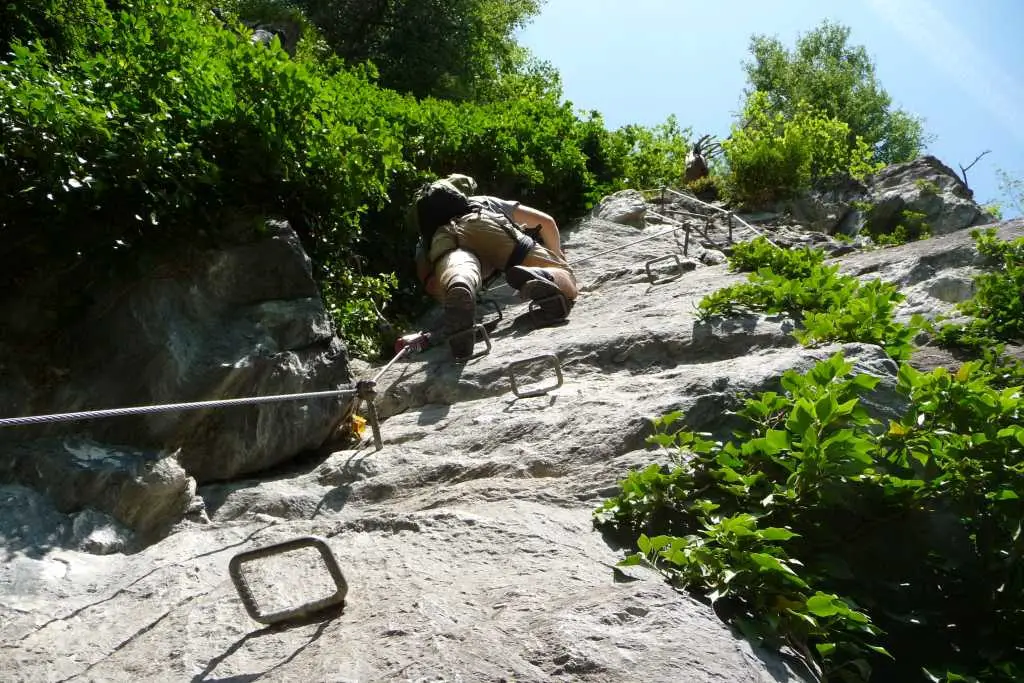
<box><xmin>529</xmin><ymin>293</ymin><xmax>569</xmax><ymax>324</ymax></box>
<box><xmin>645</xmin><ymin>253</ymin><xmax>686</xmax><ymax>284</ymax></box>
<box><xmin>447</xmin><ymin>323</ymin><xmax>492</xmax><ymax>360</ymax></box>
<box><xmin>229</xmin><ymin>536</ymin><xmax>348</xmax><ymax>625</ymax></box>
<box><xmin>507</xmin><ymin>353</ymin><xmax>564</xmax><ymax>398</ymax></box>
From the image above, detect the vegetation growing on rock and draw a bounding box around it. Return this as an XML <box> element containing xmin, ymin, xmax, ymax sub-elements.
<box><xmin>597</xmin><ymin>350</ymin><xmax>1024</xmax><ymax>682</ymax></box>
<box><xmin>699</xmin><ymin>237</ymin><xmax>921</xmax><ymax>360</ymax></box>
<box><xmin>1</xmin><ymin>3</ymin><xmax>949</xmax><ymax>357</ymax></box>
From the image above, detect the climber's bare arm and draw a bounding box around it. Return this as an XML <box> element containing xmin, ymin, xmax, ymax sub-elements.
<box><xmin>512</xmin><ymin>205</ymin><xmax>564</xmax><ymax>259</ymax></box>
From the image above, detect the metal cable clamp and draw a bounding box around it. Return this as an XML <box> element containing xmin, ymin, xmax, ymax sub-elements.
<box><xmin>229</xmin><ymin>535</ymin><xmax>348</xmax><ymax>625</ymax></box>
<box><xmin>355</xmin><ymin>379</ymin><xmax>383</xmax><ymax>450</ymax></box>
<box><xmin>645</xmin><ymin>253</ymin><xmax>685</xmax><ymax>285</ymax></box>
<box><xmin>507</xmin><ymin>353</ymin><xmax>564</xmax><ymax>398</ymax></box>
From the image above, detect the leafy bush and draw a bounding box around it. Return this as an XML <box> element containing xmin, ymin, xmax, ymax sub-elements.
<box><xmin>685</xmin><ymin>174</ymin><xmax>721</xmax><ymax>201</ymax></box>
<box><xmin>728</xmin><ymin>236</ymin><xmax>825</xmax><ymax>279</ymax></box>
<box><xmin>721</xmin><ymin>92</ymin><xmax>879</xmax><ymax>207</ymax></box>
<box><xmin>608</xmin><ymin>115</ymin><xmax>692</xmax><ymax>190</ymax></box>
<box><xmin>937</xmin><ymin>229</ymin><xmax>1024</xmax><ymax>350</ymax></box>
<box><xmin>596</xmin><ymin>351</ymin><xmax>1024</xmax><ymax>681</ymax></box>
<box><xmin>701</xmin><ymin>241</ymin><xmax>918</xmax><ymax>360</ymax></box>
<box><xmin>982</xmin><ymin>203</ymin><xmax>1003</xmax><ymax>222</ymax></box>
<box><xmin>0</xmin><ymin>0</ymin><xmax>406</xmax><ymax>352</ymax></box>
<box><xmin>1</xmin><ymin>0</ymin><xmax>114</xmax><ymax>61</ymax></box>
<box><xmin>0</xmin><ymin>0</ymin><xmax>615</xmax><ymax>357</ymax></box>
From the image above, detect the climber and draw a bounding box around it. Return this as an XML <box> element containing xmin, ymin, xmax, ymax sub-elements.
<box><xmin>411</xmin><ymin>176</ymin><xmax>577</xmax><ymax>359</ymax></box>
<box><xmin>443</xmin><ymin>174</ymin><xmax>567</xmax><ymax>261</ymax></box>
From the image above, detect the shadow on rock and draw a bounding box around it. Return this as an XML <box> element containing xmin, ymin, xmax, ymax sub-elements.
<box><xmin>416</xmin><ymin>403</ymin><xmax>451</xmax><ymax>426</ymax></box>
<box><xmin>312</xmin><ymin>485</ymin><xmax>351</xmax><ymax>517</ymax></box>
<box><xmin>191</xmin><ymin>606</ymin><xmax>342</xmax><ymax>682</ymax></box>
<box><xmin>502</xmin><ymin>394</ymin><xmax>558</xmax><ymax>413</ymax></box>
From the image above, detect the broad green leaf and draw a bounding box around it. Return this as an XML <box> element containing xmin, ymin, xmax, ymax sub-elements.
<box><xmin>765</xmin><ymin>429</ymin><xmax>790</xmax><ymax>453</ymax></box>
<box><xmin>758</xmin><ymin>527</ymin><xmax>799</xmax><ymax>541</ymax></box>
<box><xmin>805</xmin><ymin>592</ymin><xmax>841</xmax><ymax>617</ymax></box>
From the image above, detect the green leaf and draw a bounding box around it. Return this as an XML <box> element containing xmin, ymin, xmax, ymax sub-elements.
<box><xmin>758</xmin><ymin>527</ymin><xmax>799</xmax><ymax>541</ymax></box>
<box><xmin>815</xmin><ymin>642</ymin><xmax>837</xmax><ymax>657</ymax></box>
<box><xmin>637</xmin><ymin>534</ymin><xmax>651</xmax><ymax>554</ymax></box>
<box><xmin>765</xmin><ymin>429</ymin><xmax>790</xmax><ymax>453</ymax></box>
<box><xmin>805</xmin><ymin>593</ymin><xmax>841</xmax><ymax>617</ymax></box>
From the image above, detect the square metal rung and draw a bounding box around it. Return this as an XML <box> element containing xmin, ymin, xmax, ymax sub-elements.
<box><xmin>507</xmin><ymin>353</ymin><xmax>564</xmax><ymax>398</ymax></box>
<box><xmin>446</xmin><ymin>323</ymin><xmax>493</xmax><ymax>360</ymax></box>
<box><xmin>529</xmin><ymin>293</ymin><xmax>570</xmax><ymax>324</ymax></box>
<box><xmin>229</xmin><ymin>535</ymin><xmax>348</xmax><ymax>625</ymax></box>
<box><xmin>476</xmin><ymin>298</ymin><xmax>503</xmax><ymax>328</ymax></box>
<box><xmin>645</xmin><ymin>253</ymin><xmax>686</xmax><ymax>284</ymax></box>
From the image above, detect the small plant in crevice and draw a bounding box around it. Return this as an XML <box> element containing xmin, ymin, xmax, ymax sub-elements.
<box><xmin>596</xmin><ymin>351</ymin><xmax>1024</xmax><ymax>682</ymax></box>
<box><xmin>699</xmin><ymin>238</ymin><xmax>921</xmax><ymax>360</ymax></box>
<box><xmin>855</xmin><ymin>203</ymin><xmax>932</xmax><ymax>247</ymax></box>
<box><xmin>981</xmin><ymin>202</ymin><xmax>1003</xmax><ymax>222</ymax></box>
<box><xmin>936</xmin><ymin>228</ymin><xmax>1024</xmax><ymax>351</ymax></box>
<box><xmin>913</xmin><ymin>178</ymin><xmax>940</xmax><ymax>196</ymax></box>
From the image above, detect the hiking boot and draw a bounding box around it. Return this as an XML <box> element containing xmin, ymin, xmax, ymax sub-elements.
<box><xmin>443</xmin><ymin>282</ymin><xmax>477</xmax><ymax>359</ymax></box>
<box><xmin>506</xmin><ymin>265</ymin><xmax>574</xmax><ymax>323</ymax></box>
<box><xmin>505</xmin><ymin>265</ymin><xmax>550</xmax><ymax>292</ymax></box>
<box><xmin>520</xmin><ymin>278</ymin><xmax>574</xmax><ymax>323</ymax></box>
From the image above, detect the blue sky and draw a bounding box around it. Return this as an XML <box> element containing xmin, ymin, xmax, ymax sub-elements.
<box><xmin>517</xmin><ymin>0</ymin><xmax>1024</xmax><ymax>217</ymax></box>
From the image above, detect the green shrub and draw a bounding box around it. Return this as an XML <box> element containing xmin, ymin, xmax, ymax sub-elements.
<box><xmin>721</xmin><ymin>92</ymin><xmax>880</xmax><ymax>207</ymax></box>
<box><xmin>937</xmin><ymin>229</ymin><xmax>1024</xmax><ymax>350</ymax></box>
<box><xmin>700</xmin><ymin>243</ymin><xmax>918</xmax><ymax>360</ymax></box>
<box><xmin>1</xmin><ymin>0</ymin><xmax>114</xmax><ymax>61</ymax></box>
<box><xmin>0</xmin><ymin>0</ymin><xmax>613</xmax><ymax>357</ymax></box>
<box><xmin>685</xmin><ymin>174</ymin><xmax>721</xmax><ymax>201</ymax></box>
<box><xmin>608</xmin><ymin>115</ymin><xmax>692</xmax><ymax>190</ymax></box>
<box><xmin>596</xmin><ymin>351</ymin><xmax>1024</xmax><ymax>681</ymax></box>
<box><xmin>0</xmin><ymin>0</ymin><xmax>401</xmax><ymax>353</ymax></box>
<box><xmin>728</xmin><ymin>236</ymin><xmax>825</xmax><ymax>279</ymax></box>
<box><xmin>982</xmin><ymin>202</ymin><xmax>1004</xmax><ymax>222</ymax></box>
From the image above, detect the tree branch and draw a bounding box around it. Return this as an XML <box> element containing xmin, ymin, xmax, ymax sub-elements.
<box><xmin>958</xmin><ymin>149</ymin><xmax>992</xmax><ymax>188</ymax></box>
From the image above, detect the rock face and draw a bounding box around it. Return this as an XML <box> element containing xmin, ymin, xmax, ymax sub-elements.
<box><xmin>593</xmin><ymin>189</ymin><xmax>647</xmax><ymax>228</ymax></box>
<box><xmin>0</xmin><ymin>219</ymin><xmax>352</xmax><ymax>540</ymax></box>
<box><xmin>860</xmin><ymin>155</ymin><xmax>987</xmax><ymax>237</ymax></box>
<box><xmin>779</xmin><ymin>156</ymin><xmax>987</xmax><ymax>238</ymax></box>
<box><xmin>0</xmin><ymin>439</ymin><xmax>195</xmax><ymax>543</ymax></box>
<box><xmin>3</xmin><ymin>200</ymin><xmax>1021</xmax><ymax>681</ymax></box>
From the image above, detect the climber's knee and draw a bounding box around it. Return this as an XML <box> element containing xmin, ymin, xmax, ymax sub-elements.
<box><xmin>434</xmin><ymin>248</ymin><xmax>482</xmax><ymax>296</ymax></box>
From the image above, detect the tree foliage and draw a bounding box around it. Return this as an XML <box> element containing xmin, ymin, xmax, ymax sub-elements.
<box><xmin>721</xmin><ymin>92</ymin><xmax>880</xmax><ymax>206</ymax></box>
<box><xmin>743</xmin><ymin>20</ymin><xmax>928</xmax><ymax>165</ymax></box>
<box><xmin>286</xmin><ymin>0</ymin><xmax>542</xmax><ymax>101</ymax></box>
<box><xmin>0</xmin><ymin>0</ymin><xmax>623</xmax><ymax>356</ymax></box>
